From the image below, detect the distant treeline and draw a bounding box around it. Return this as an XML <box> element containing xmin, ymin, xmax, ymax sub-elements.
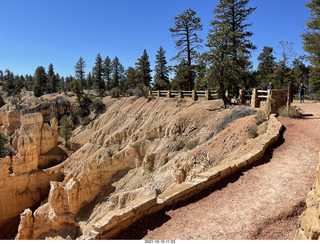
<box><xmin>0</xmin><ymin>0</ymin><xmax>319</xmax><ymax>105</ymax></box>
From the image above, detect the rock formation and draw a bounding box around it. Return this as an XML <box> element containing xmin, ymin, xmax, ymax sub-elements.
<box><xmin>10</xmin><ymin>96</ymin><xmax>275</xmax><ymax>240</ymax></box>
<box><xmin>295</xmin><ymin>152</ymin><xmax>320</xmax><ymax>240</ymax></box>
<box><xmin>0</xmin><ymin>112</ymin><xmax>65</xmax><ymax>237</ymax></box>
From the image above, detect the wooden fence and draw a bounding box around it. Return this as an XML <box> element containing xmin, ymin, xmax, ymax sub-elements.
<box><xmin>148</xmin><ymin>89</ymin><xmax>272</xmax><ymax>108</ymax></box>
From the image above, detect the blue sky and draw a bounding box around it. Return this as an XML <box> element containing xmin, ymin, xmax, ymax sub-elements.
<box><xmin>0</xmin><ymin>0</ymin><xmax>311</xmax><ymax>78</ymax></box>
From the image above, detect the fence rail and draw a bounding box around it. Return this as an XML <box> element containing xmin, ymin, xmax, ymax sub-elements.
<box><xmin>149</xmin><ymin>88</ymin><xmax>276</xmax><ymax>108</ymax></box>
<box><xmin>149</xmin><ymin>90</ymin><xmax>220</xmax><ymax>101</ymax></box>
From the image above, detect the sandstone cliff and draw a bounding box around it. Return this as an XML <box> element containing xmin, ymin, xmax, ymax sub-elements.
<box><xmin>295</xmin><ymin>153</ymin><xmax>320</xmax><ymax>240</ymax></box>
<box><xmin>11</xmin><ymin>96</ymin><xmax>273</xmax><ymax>240</ymax></box>
<box><xmin>0</xmin><ymin>112</ymin><xmax>65</xmax><ymax>237</ymax></box>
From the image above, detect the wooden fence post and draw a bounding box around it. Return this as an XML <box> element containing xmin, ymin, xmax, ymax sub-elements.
<box><xmin>205</xmin><ymin>90</ymin><xmax>212</xmax><ymax>101</ymax></box>
<box><xmin>157</xmin><ymin>90</ymin><xmax>161</xmax><ymax>97</ymax></box>
<box><xmin>287</xmin><ymin>83</ymin><xmax>292</xmax><ymax>107</ymax></box>
<box><xmin>167</xmin><ymin>90</ymin><xmax>172</xmax><ymax>98</ymax></box>
<box><xmin>178</xmin><ymin>90</ymin><xmax>183</xmax><ymax>99</ymax></box>
<box><xmin>239</xmin><ymin>89</ymin><xmax>245</xmax><ymax>105</ymax></box>
<box><xmin>251</xmin><ymin>88</ymin><xmax>259</xmax><ymax>108</ymax></box>
<box><xmin>192</xmin><ymin>90</ymin><xmax>198</xmax><ymax>101</ymax></box>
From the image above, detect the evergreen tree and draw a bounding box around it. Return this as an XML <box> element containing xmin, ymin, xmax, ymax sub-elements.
<box><xmin>60</xmin><ymin>118</ymin><xmax>73</xmax><ymax>146</ymax></box>
<box><xmin>125</xmin><ymin>67</ymin><xmax>137</xmax><ymax>90</ymax></box>
<box><xmin>257</xmin><ymin>46</ymin><xmax>276</xmax><ymax>89</ymax></box>
<box><xmin>111</xmin><ymin>56</ymin><xmax>125</xmax><ymax>91</ymax></box>
<box><xmin>170</xmin><ymin>9</ymin><xmax>203</xmax><ymax>91</ymax></box>
<box><xmin>47</xmin><ymin>63</ymin><xmax>59</xmax><ymax>93</ymax></box>
<box><xmin>292</xmin><ymin>56</ymin><xmax>310</xmax><ymax>85</ymax></box>
<box><xmin>33</xmin><ymin>66</ymin><xmax>47</xmax><ymax>97</ymax></box>
<box><xmin>3</xmin><ymin>69</ymin><xmax>15</xmax><ymax>95</ymax></box>
<box><xmin>301</xmin><ymin>0</ymin><xmax>320</xmax><ymax>92</ymax></box>
<box><xmin>0</xmin><ymin>132</ymin><xmax>7</xmax><ymax>158</ymax></box>
<box><xmin>74</xmin><ymin>57</ymin><xmax>86</xmax><ymax>90</ymax></box>
<box><xmin>87</xmin><ymin>72</ymin><xmax>93</xmax><ymax>89</ymax></box>
<box><xmin>194</xmin><ymin>55</ymin><xmax>208</xmax><ymax>90</ymax></box>
<box><xmin>171</xmin><ymin>60</ymin><xmax>191</xmax><ymax>90</ymax></box>
<box><xmin>71</xmin><ymin>79</ymin><xmax>83</xmax><ymax>106</ymax></box>
<box><xmin>275</xmin><ymin>40</ymin><xmax>296</xmax><ymax>88</ymax></box>
<box><xmin>135</xmin><ymin>49</ymin><xmax>152</xmax><ymax>87</ymax></box>
<box><xmin>154</xmin><ymin>46</ymin><xmax>170</xmax><ymax>90</ymax></box>
<box><xmin>103</xmin><ymin>56</ymin><xmax>112</xmax><ymax>90</ymax></box>
<box><xmin>92</xmin><ymin>54</ymin><xmax>105</xmax><ymax>95</ymax></box>
<box><xmin>206</xmin><ymin>0</ymin><xmax>256</xmax><ymax>106</ymax></box>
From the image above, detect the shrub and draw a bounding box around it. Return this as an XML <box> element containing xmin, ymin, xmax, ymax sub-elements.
<box><xmin>60</xmin><ymin>118</ymin><xmax>73</xmax><ymax>145</ymax></box>
<box><xmin>313</xmin><ymin>92</ymin><xmax>320</xmax><ymax>101</ymax></box>
<box><xmin>0</xmin><ymin>94</ymin><xmax>5</xmax><ymax>108</ymax></box>
<box><xmin>255</xmin><ymin>110</ymin><xmax>267</xmax><ymax>125</ymax></box>
<box><xmin>185</xmin><ymin>138</ymin><xmax>199</xmax><ymax>151</ymax></box>
<box><xmin>174</xmin><ymin>139</ymin><xmax>185</xmax><ymax>151</ymax></box>
<box><xmin>216</xmin><ymin>106</ymin><xmax>256</xmax><ymax>133</ymax></box>
<box><xmin>248</xmin><ymin>125</ymin><xmax>258</xmax><ymax>139</ymax></box>
<box><xmin>278</xmin><ymin>106</ymin><xmax>301</xmax><ymax>118</ymax></box>
<box><xmin>110</xmin><ymin>87</ymin><xmax>121</xmax><ymax>98</ymax></box>
<box><xmin>91</xmin><ymin>98</ymin><xmax>106</xmax><ymax>115</ymax></box>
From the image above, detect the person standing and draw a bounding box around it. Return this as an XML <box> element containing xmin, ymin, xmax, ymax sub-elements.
<box><xmin>298</xmin><ymin>83</ymin><xmax>306</xmax><ymax>103</ymax></box>
<box><xmin>268</xmin><ymin>82</ymin><xmax>273</xmax><ymax>91</ymax></box>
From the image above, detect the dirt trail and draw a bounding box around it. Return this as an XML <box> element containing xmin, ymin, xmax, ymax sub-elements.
<box><xmin>113</xmin><ymin>101</ymin><xmax>320</xmax><ymax>240</ymax></box>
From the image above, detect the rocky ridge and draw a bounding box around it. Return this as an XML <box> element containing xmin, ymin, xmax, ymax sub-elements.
<box><xmin>7</xmin><ymin>96</ymin><xmax>272</xmax><ymax>240</ymax></box>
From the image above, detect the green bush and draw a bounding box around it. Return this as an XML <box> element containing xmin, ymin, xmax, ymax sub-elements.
<box><xmin>216</xmin><ymin>106</ymin><xmax>256</xmax><ymax>133</ymax></box>
<box><xmin>278</xmin><ymin>106</ymin><xmax>301</xmax><ymax>118</ymax></box>
<box><xmin>174</xmin><ymin>139</ymin><xmax>185</xmax><ymax>151</ymax></box>
<box><xmin>248</xmin><ymin>125</ymin><xmax>258</xmax><ymax>139</ymax></box>
<box><xmin>110</xmin><ymin>87</ymin><xmax>121</xmax><ymax>98</ymax></box>
<box><xmin>313</xmin><ymin>93</ymin><xmax>320</xmax><ymax>101</ymax></box>
<box><xmin>91</xmin><ymin>98</ymin><xmax>106</xmax><ymax>115</ymax></box>
<box><xmin>185</xmin><ymin>138</ymin><xmax>199</xmax><ymax>151</ymax></box>
<box><xmin>255</xmin><ymin>110</ymin><xmax>267</xmax><ymax>125</ymax></box>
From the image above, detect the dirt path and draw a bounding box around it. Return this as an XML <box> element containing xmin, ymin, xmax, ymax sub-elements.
<box><xmin>113</xmin><ymin>101</ymin><xmax>320</xmax><ymax>240</ymax></box>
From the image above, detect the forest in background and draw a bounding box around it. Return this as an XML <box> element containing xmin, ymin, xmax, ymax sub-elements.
<box><xmin>0</xmin><ymin>0</ymin><xmax>319</xmax><ymax>105</ymax></box>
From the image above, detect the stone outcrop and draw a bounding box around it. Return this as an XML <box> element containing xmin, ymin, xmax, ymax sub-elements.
<box><xmin>11</xmin><ymin>97</ymin><xmax>284</xmax><ymax>240</ymax></box>
<box><xmin>0</xmin><ymin>112</ymin><xmax>65</xmax><ymax>236</ymax></box>
<box><xmin>295</xmin><ymin>152</ymin><xmax>320</xmax><ymax>240</ymax></box>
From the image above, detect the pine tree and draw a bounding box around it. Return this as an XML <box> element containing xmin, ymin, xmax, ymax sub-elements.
<box><xmin>171</xmin><ymin>60</ymin><xmax>191</xmax><ymax>90</ymax></box>
<box><xmin>206</xmin><ymin>0</ymin><xmax>256</xmax><ymax>106</ymax></box>
<box><xmin>154</xmin><ymin>46</ymin><xmax>170</xmax><ymax>90</ymax></box>
<box><xmin>60</xmin><ymin>118</ymin><xmax>73</xmax><ymax>146</ymax></box>
<box><xmin>302</xmin><ymin>0</ymin><xmax>320</xmax><ymax>67</ymax></box>
<box><xmin>87</xmin><ymin>72</ymin><xmax>93</xmax><ymax>88</ymax></box>
<box><xmin>92</xmin><ymin>54</ymin><xmax>105</xmax><ymax>95</ymax></box>
<box><xmin>111</xmin><ymin>57</ymin><xmax>125</xmax><ymax>91</ymax></box>
<box><xmin>103</xmin><ymin>56</ymin><xmax>112</xmax><ymax>90</ymax></box>
<box><xmin>71</xmin><ymin>79</ymin><xmax>83</xmax><ymax>106</ymax></box>
<box><xmin>135</xmin><ymin>49</ymin><xmax>152</xmax><ymax>87</ymax></box>
<box><xmin>275</xmin><ymin>40</ymin><xmax>296</xmax><ymax>88</ymax></box>
<box><xmin>257</xmin><ymin>46</ymin><xmax>276</xmax><ymax>89</ymax></box>
<box><xmin>74</xmin><ymin>57</ymin><xmax>86</xmax><ymax>90</ymax></box>
<box><xmin>48</xmin><ymin>63</ymin><xmax>59</xmax><ymax>93</ymax></box>
<box><xmin>0</xmin><ymin>132</ymin><xmax>7</xmax><ymax>158</ymax></box>
<box><xmin>125</xmin><ymin>67</ymin><xmax>137</xmax><ymax>90</ymax></box>
<box><xmin>170</xmin><ymin>8</ymin><xmax>203</xmax><ymax>90</ymax></box>
<box><xmin>33</xmin><ymin>66</ymin><xmax>47</xmax><ymax>97</ymax></box>
<box><xmin>292</xmin><ymin>56</ymin><xmax>310</xmax><ymax>86</ymax></box>
<box><xmin>301</xmin><ymin>0</ymin><xmax>320</xmax><ymax>92</ymax></box>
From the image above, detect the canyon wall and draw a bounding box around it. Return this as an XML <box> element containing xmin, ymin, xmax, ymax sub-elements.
<box><xmin>295</xmin><ymin>153</ymin><xmax>320</xmax><ymax>240</ymax></box>
<box><xmin>0</xmin><ymin>112</ymin><xmax>64</xmax><ymax>233</ymax></box>
<box><xmin>10</xmin><ymin>97</ymin><xmax>280</xmax><ymax>240</ymax></box>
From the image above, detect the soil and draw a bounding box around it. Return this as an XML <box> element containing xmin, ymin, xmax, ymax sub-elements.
<box><xmin>112</xmin><ymin>101</ymin><xmax>320</xmax><ymax>240</ymax></box>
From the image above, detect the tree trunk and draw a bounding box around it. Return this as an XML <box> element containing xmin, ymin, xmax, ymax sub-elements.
<box><xmin>186</xmin><ymin>26</ymin><xmax>193</xmax><ymax>91</ymax></box>
<box><xmin>219</xmin><ymin>67</ymin><xmax>231</xmax><ymax>108</ymax></box>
